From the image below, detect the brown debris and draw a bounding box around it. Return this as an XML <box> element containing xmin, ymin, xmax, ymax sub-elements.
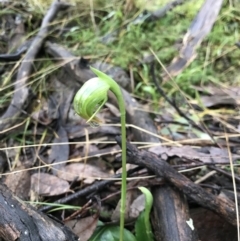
<box><xmin>4</xmin><ymin>164</ymin><xmax>31</xmax><ymax>200</ymax></box>
<box><xmin>30</xmin><ymin>173</ymin><xmax>70</xmax><ymax>196</ymax></box>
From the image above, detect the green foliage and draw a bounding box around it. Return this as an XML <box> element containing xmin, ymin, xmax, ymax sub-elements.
<box><xmin>9</xmin><ymin>0</ymin><xmax>240</xmax><ymax>114</ymax></box>
<box><xmin>89</xmin><ymin>223</ymin><xmax>136</xmax><ymax>241</ymax></box>
<box><xmin>135</xmin><ymin>187</ymin><xmax>154</xmax><ymax>241</ymax></box>
<box><xmin>89</xmin><ymin>187</ymin><xmax>154</xmax><ymax>241</ymax></box>
<box><xmin>59</xmin><ymin>1</ymin><xmax>240</xmax><ymax>99</ymax></box>
<box><xmin>27</xmin><ymin>201</ymin><xmax>81</xmax><ymax>212</ymax></box>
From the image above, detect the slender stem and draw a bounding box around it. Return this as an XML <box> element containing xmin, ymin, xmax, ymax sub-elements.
<box><xmin>118</xmin><ymin>97</ymin><xmax>126</xmax><ymax>241</ymax></box>
<box><xmin>109</xmin><ymin>86</ymin><xmax>126</xmax><ymax>241</ymax></box>
<box><xmin>74</xmin><ymin>67</ymin><xmax>127</xmax><ymax>241</ymax></box>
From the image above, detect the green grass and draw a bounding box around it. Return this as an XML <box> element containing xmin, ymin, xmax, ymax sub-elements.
<box><xmin>5</xmin><ymin>0</ymin><xmax>237</xmax><ymax>105</ymax></box>
<box><xmin>1</xmin><ymin>0</ymin><xmax>239</xmax><ymax>134</ymax></box>
<box><xmin>49</xmin><ymin>0</ymin><xmax>239</xmax><ymax>99</ymax></box>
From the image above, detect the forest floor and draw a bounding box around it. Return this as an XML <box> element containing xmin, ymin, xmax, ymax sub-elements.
<box><xmin>0</xmin><ymin>1</ymin><xmax>240</xmax><ymax>241</ymax></box>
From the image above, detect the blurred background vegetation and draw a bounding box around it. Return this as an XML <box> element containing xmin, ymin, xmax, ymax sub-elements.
<box><xmin>23</xmin><ymin>0</ymin><xmax>240</xmax><ymax>99</ymax></box>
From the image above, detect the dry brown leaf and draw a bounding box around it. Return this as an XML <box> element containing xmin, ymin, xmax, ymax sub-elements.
<box><xmin>111</xmin><ymin>184</ymin><xmax>140</xmax><ymax>222</ymax></box>
<box><xmin>129</xmin><ymin>194</ymin><xmax>145</xmax><ymax>219</ymax></box>
<box><xmin>82</xmin><ymin>144</ymin><xmax>99</xmax><ymax>156</ymax></box>
<box><xmin>57</xmin><ymin>163</ymin><xmax>110</xmax><ymax>184</ymax></box>
<box><xmin>65</xmin><ymin>124</ymin><xmax>120</xmax><ymax>139</ymax></box>
<box><xmin>149</xmin><ymin>145</ymin><xmax>240</xmax><ymax>164</ymax></box>
<box><xmin>49</xmin><ymin>126</ymin><xmax>69</xmax><ymax>175</ymax></box>
<box><xmin>198</xmin><ymin>85</ymin><xmax>240</xmax><ymax>96</ymax></box>
<box><xmin>65</xmin><ymin>216</ymin><xmax>98</xmax><ymax>241</ymax></box>
<box><xmin>31</xmin><ymin>173</ymin><xmax>70</xmax><ymax>196</ymax></box>
<box><xmin>209</xmin><ymin>147</ymin><xmax>237</xmax><ymax>163</ymax></box>
<box><xmin>105</xmin><ymin>102</ymin><xmax>120</xmax><ymax>117</ymax></box>
<box><xmin>4</xmin><ymin>165</ymin><xmax>31</xmax><ymax>200</ymax></box>
<box><xmin>111</xmin><ymin>190</ymin><xmax>134</xmax><ymax>222</ymax></box>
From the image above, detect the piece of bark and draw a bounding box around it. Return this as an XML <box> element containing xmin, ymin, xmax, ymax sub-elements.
<box><xmin>190</xmin><ymin>208</ymin><xmax>237</xmax><ymax>241</ymax></box>
<box><xmin>162</xmin><ymin>0</ymin><xmax>223</xmax><ymax>81</ymax></box>
<box><xmin>0</xmin><ymin>0</ymin><xmax>70</xmax><ymax>133</ymax></box>
<box><xmin>0</xmin><ymin>184</ymin><xmax>78</xmax><ymax>241</ymax></box>
<box><xmin>115</xmin><ymin>136</ymin><xmax>239</xmax><ymax>227</ymax></box>
<box><xmin>152</xmin><ymin>186</ymin><xmax>198</xmax><ymax>241</ymax></box>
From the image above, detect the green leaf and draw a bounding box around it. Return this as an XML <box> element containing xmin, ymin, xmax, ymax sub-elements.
<box><xmin>89</xmin><ymin>224</ymin><xmax>136</xmax><ymax>241</ymax></box>
<box><xmin>135</xmin><ymin>187</ymin><xmax>154</xmax><ymax>241</ymax></box>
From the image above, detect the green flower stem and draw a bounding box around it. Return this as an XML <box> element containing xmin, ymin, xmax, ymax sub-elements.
<box><xmin>73</xmin><ymin>67</ymin><xmax>127</xmax><ymax>241</ymax></box>
<box><xmin>119</xmin><ymin>95</ymin><xmax>126</xmax><ymax>241</ymax></box>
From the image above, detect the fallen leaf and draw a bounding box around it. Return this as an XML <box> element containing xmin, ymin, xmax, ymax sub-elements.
<box><xmin>4</xmin><ymin>164</ymin><xmax>31</xmax><ymax>200</ymax></box>
<box><xmin>149</xmin><ymin>145</ymin><xmax>240</xmax><ymax>164</ymax></box>
<box><xmin>31</xmin><ymin>173</ymin><xmax>70</xmax><ymax>196</ymax></box>
<box><xmin>105</xmin><ymin>102</ymin><xmax>120</xmax><ymax>117</ymax></box>
<box><xmin>200</xmin><ymin>95</ymin><xmax>236</xmax><ymax>107</ymax></box>
<box><xmin>65</xmin><ymin>215</ymin><xmax>98</xmax><ymax>241</ymax></box>
<box><xmin>111</xmin><ymin>182</ymin><xmax>140</xmax><ymax>222</ymax></box>
<box><xmin>65</xmin><ymin>124</ymin><xmax>120</xmax><ymax>139</ymax></box>
<box><xmin>57</xmin><ymin>163</ymin><xmax>110</xmax><ymax>184</ymax></box>
<box><xmin>49</xmin><ymin>125</ymin><xmax>69</xmax><ymax>175</ymax></box>
<box><xmin>111</xmin><ymin>189</ymin><xmax>135</xmax><ymax>222</ymax></box>
<box><xmin>129</xmin><ymin>194</ymin><xmax>145</xmax><ymax>219</ymax></box>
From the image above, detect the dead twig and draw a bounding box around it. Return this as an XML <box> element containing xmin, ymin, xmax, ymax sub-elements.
<box><xmin>115</xmin><ymin>136</ymin><xmax>239</xmax><ymax>227</ymax></box>
<box><xmin>39</xmin><ymin>167</ymin><xmax>141</xmax><ymax>213</ymax></box>
<box><xmin>0</xmin><ymin>0</ymin><xmax>70</xmax><ymax>133</ymax></box>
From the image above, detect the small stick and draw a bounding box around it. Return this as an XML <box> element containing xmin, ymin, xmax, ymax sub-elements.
<box><xmin>116</xmin><ymin>136</ymin><xmax>239</xmax><ymax>227</ymax></box>
<box><xmin>0</xmin><ymin>0</ymin><xmax>70</xmax><ymax>133</ymax></box>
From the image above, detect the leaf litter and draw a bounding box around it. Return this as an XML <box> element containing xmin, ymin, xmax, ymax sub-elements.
<box><xmin>57</xmin><ymin>163</ymin><xmax>111</xmax><ymax>184</ymax></box>
<box><xmin>31</xmin><ymin>173</ymin><xmax>70</xmax><ymax>196</ymax></box>
<box><xmin>0</xmin><ymin>1</ymin><xmax>240</xmax><ymax>241</ymax></box>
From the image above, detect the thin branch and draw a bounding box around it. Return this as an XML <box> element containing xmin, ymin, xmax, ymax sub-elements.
<box><xmin>0</xmin><ymin>0</ymin><xmax>70</xmax><ymax>133</ymax></box>
<box><xmin>39</xmin><ymin>167</ymin><xmax>141</xmax><ymax>212</ymax></box>
<box><xmin>116</xmin><ymin>136</ymin><xmax>238</xmax><ymax>227</ymax></box>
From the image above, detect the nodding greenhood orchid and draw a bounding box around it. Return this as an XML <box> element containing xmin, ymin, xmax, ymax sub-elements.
<box><xmin>73</xmin><ymin>77</ymin><xmax>109</xmax><ymax>126</ymax></box>
<box><xmin>73</xmin><ymin>67</ymin><xmax>127</xmax><ymax>241</ymax></box>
